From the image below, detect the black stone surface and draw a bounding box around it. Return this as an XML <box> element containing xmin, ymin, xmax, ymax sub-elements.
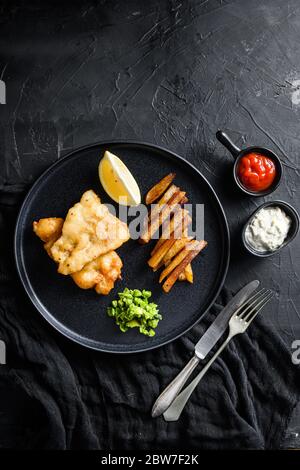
<box><xmin>0</xmin><ymin>0</ymin><xmax>299</xmax><ymax>447</ymax></box>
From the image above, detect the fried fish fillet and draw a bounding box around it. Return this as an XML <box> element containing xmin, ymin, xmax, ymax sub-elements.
<box><xmin>50</xmin><ymin>190</ymin><xmax>130</xmax><ymax>275</ymax></box>
<box><xmin>33</xmin><ymin>217</ymin><xmax>64</xmax><ymax>257</ymax></box>
<box><xmin>33</xmin><ymin>216</ymin><xmax>123</xmax><ymax>295</ymax></box>
<box><xmin>72</xmin><ymin>251</ymin><xmax>122</xmax><ymax>295</ymax></box>
<box><xmin>33</xmin><ymin>217</ymin><xmax>64</xmax><ymax>242</ymax></box>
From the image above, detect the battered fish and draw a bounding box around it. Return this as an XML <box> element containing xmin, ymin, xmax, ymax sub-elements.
<box><xmin>50</xmin><ymin>190</ymin><xmax>130</xmax><ymax>275</ymax></box>
<box><xmin>33</xmin><ymin>216</ymin><xmax>123</xmax><ymax>295</ymax></box>
<box><xmin>72</xmin><ymin>252</ymin><xmax>122</xmax><ymax>295</ymax></box>
<box><xmin>33</xmin><ymin>217</ymin><xmax>64</xmax><ymax>256</ymax></box>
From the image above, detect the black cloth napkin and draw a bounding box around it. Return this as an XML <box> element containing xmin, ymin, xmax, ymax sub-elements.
<box><xmin>0</xmin><ymin>185</ymin><xmax>299</xmax><ymax>450</ymax></box>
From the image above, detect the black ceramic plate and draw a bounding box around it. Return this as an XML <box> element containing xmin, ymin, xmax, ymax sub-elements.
<box><xmin>14</xmin><ymin>142</ymin><xmax>230</xmax><ymax>353</ymax></box>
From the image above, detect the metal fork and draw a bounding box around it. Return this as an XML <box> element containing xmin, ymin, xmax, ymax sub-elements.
<box><xmin>163</xmin><ymin>288</ymin><xmax>274</xmax><ymax>422</ymax></box>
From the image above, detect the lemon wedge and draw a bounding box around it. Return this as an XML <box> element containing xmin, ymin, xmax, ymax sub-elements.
<box><xmin>99</xmin><ymin>151</ymin><xmax>141</xmax><ymax>206</ymax></box>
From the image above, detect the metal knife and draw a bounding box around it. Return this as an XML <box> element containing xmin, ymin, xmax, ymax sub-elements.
<box><xmin>151</xmin><ymin>280</ymin><xmax>260</xmax><ymax>418</ymax></box>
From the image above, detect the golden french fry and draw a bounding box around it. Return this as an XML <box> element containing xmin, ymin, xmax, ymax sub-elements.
<box><xmin>141</xmin><ymin>190</ymin><xmax>186</xmax><ymax>243</ymax></box>
<box><xmin>185</xmin><ymin>263</ymin><xmax>193</xmax><ymax>283</ymax></box>
<box><xmin>177</xmin><ymin>263</ymin><xmax>193</xmax><ymax>282</ymax></box>
<box><xmin>150</xmin><ymin>206</ymin><xmax>182</xmax><ymax>256</ymax></box>
<box><xmin>148</xmin><ymin>184</ymin><xmax>178</xmax><ymax>219</ymax></box>
<box><xmin>151</xmin><ymin>208</ymin><xmax>190</xmax><ymax>256</ymax></box>
<box><xmin>159</xmin><ymin>239</ymin><xmax>198</xmax><ymax>283</ymax></box>
<box><xmin>145</xmin><ymin>173</ymin><xmax>176</xmax><ymax>205</ymax></box>
<box><xmin>158</xmin><ymin>212</ymin><xmax>191</xmax><ymax>265</ymax></box>
<box><xmin>163</xmin><ymin>208</ymin><xmax>190</xmax><ymax>239</ymax></box>
<box><xmin>181</xmin><ymin>195</ymin><xmax>189</xmax><ymax>205</ymax></box>
<box><xmin>139</xmin><ymin>184</ymin><xmax>178</xmax><ymax>243</ymax></box>
<box><xmin>172</xmin><ymin>212</ymin><xmax>192</xmax><ymax>240</ymax></box>
<box><xmin>162</xmin><ymin>236</ymin><xmax>192</xmax><ymax>265</ymax></box>
<box><xmin>150</xmin><ymin>191</ymin><xmax>186</xmax><ymax>239</ymax></box>
<box><xmin>152</xmin><ymin>262</ymin><xmax>163</xmax><ymax>272</ymax></box>
<box><xmin>162</xmin><ymin>240</ymin><xmax>207</xmax><ymax>293</ymax></box>
<box><xmin>138</xmin><ymin>211</ymin><xmax>150</xmax><ymax>245</ymax></box>
<box><xmin>151</xmin><ymin>237</ymin><xmax>165</xmax><ymax>256</ymax></box>
<box><xmin>148</xmin><ymin>238</ymin><xmax>176</xmax><ymax>269</ymax></box>
<box><xmin>178</xmin><ymin>271</ymin><xmax>186</xmax><ymax>281</ymax></box>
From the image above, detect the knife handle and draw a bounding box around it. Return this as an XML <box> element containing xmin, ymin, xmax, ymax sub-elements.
<box><xmin>151</xmin><ymin>355</ymin><xmax>199</xmax><ymax>418</ymax></box>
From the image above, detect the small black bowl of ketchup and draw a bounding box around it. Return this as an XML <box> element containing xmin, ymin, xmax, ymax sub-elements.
<box><xmin>216</xmin><ymin>130</ymin><xmax>282</xmax><ymax>196</ymax></box>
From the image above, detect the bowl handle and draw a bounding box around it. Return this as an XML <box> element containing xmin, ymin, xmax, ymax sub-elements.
<box><xmin>216</xmin><ymin>130</ymin><xmax>241</xmax><ymax>159</ymax></box>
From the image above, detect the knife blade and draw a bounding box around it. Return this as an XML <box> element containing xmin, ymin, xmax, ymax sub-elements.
<box><xmin>195</xmin><ymin>279</ymin><xmax>260</xmax><ymax>359</ymax></box>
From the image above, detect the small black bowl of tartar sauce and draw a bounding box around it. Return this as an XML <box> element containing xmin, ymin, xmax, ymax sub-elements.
<box><xmin>242</xmin><ymin>201</ymin><xmax>299</xmax><ymax>257</ymax></box>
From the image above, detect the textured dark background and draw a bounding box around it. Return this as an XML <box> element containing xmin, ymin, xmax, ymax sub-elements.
<box><xmin>0</xmin><ymin>0</ymin><xmax>299</xmax><ymax>448</ymax></box>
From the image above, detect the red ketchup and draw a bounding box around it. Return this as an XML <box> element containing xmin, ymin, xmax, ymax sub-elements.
<box><xmin>237</xmin><ymin>153</ymin><xmax>276</xmax><ymax>192</ymax></box>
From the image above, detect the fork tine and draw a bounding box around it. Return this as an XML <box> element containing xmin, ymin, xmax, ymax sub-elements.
<box><xmin>234</xmin><ymin>288</ymin><xmax>266</xmax><ymax>318</ymax></box>
<box><xmin>235</xmin><ymin>288</ymin><xmax>267</xmax><ymax>319</ymax></box>
<box><xmin>243</xmin><ymin>290</ymin><xmax>272</xmax><ymax>321</ymax></box>
<box><xmin>245</xmin><ymin>291</ymin><xmax>274</xmax><ymax>325</ymax></box>
<box><xmin>240</xmin><ymin>289</ymin><xmax>271</xmax><ymax>320</ymax></box>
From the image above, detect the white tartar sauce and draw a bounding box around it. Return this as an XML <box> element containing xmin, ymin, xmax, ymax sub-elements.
<box><xmin>245</xmin><ymin>206</ymin><xmax>291</xmax><ymax>252</ymax></box>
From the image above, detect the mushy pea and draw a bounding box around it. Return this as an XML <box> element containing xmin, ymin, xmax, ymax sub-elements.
<box><xmin>107</xmin><ymin>288</ymin><xmax>161</xmax><ymax>337</ymax></box>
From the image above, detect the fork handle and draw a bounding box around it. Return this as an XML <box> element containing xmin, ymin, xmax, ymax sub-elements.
<box><xmin>163</xmin><ymin>335</ymin><xmax>232</xmax><ymax>422</ymax></box>
<box><xmin>151</xmin><ymin>355</ymin><xmax>200</xmax><ymax>418</ymax></box>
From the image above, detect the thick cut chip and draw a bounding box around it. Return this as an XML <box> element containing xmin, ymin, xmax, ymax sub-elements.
<box><xmin>162</xmin><ymin>240</ymin><xmax>207</xmax><ymax>293</ymax></box>
<box><xmin>50</xmin><ymin>190</ymin><xmax>130</xmax><ymax>275</ymax></box>
<box><xmin>145</xmin><ymin>173</ymin><xmax>176</xmax><ymax>205</ymax></box>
